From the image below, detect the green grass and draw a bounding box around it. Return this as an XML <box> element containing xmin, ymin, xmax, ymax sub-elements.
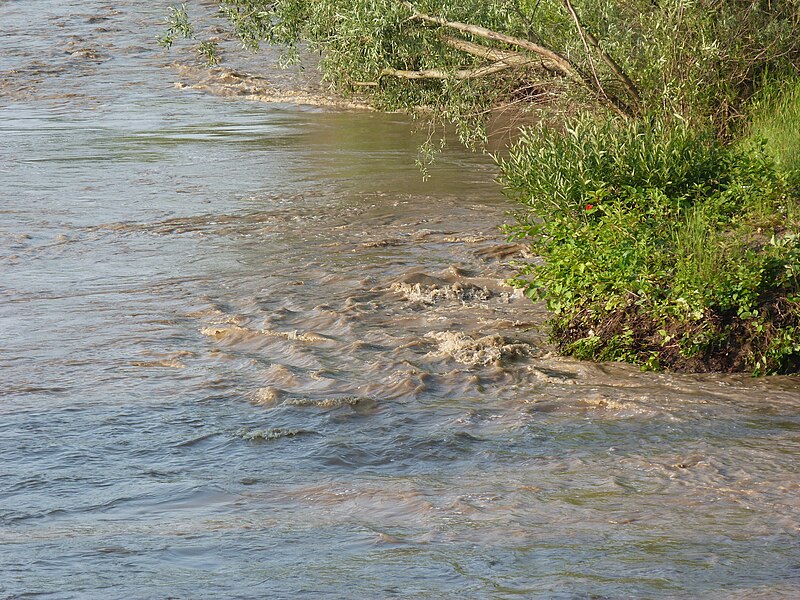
<box><xmin>672</xmin><ymin>206</ymin><xmax>719</xmax><ymax>290</ymax></box>
<box><xmin>748</xmin><ymin>77</ymin><xmax>800</xmax><ymax>175</ymax></box>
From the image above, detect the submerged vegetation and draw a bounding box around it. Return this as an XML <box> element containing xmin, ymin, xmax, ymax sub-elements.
<box><xmin>165</xmin><ymin>1</ymin><xmax>800</xmax><ymax>374</ymax></box>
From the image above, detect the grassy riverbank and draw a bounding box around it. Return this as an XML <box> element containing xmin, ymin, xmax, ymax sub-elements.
<box><xmin>501</xmin><ymin>105</ymin><xmax>800</xmax><ymax>374</ymax></box>
<box><xmin>167</xmin><ymin>1</ymin><xmax>800</xmax><ymax>373</ymax></box>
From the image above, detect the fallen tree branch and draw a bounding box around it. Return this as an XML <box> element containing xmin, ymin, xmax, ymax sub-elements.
<box><xmin>352</xmin><ymin>39</ymin><xmax>543</xmax><ymax>86</ymax></box>
<box><xmin>400</xmin><ymin>0</ymin><xmax>578</xmax><ymax>79</ymax></box>
<box><xmin>380</xmin><ymin>61</ymin><xmax>515</xmax><ymax>80</ymax></box>
<box><xmin>442</xmin><ymin>36</ymin><xmax>551</xmax><ymax>72</ymax></box>
<box><xmin>400</xmin><ymin>1</ymin><xmax>636</xmax><ymax>118</ymax></box>
<box><xmin>378</xmin><ymin>36</ymin><xmax>546</xmax><ymax>82</ymax></box>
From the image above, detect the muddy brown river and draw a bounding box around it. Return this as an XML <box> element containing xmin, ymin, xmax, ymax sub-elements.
<box><xmin>2</xmin><ymin>2</ymin><xmax>800</xmax><ymax>598</ymax></box>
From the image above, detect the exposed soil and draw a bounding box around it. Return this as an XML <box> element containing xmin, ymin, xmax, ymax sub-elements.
<box><xmin>553</xmin><ymin>296</ymin><xmax>800</xmax><ymax>374</ymax></box>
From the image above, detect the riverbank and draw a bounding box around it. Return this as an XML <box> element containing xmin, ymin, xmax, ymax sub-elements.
<box><xmin>177</xmin><ymin>54</ymin><xmax>800</xmax><ymax>375</ymax></box>
<box><xmin>168</xmin><ymin>0</ymin><xmax>800</xmax><ymax>375</ymax></box>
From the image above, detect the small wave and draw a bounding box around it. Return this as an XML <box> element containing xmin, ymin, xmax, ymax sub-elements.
<box><xmin>237</xmin><ymin>427</ymin><xmax>315</xmax><ymax>441</ymax></box>
<box><xmin>251</xmin><ymin>386</ymin><xmax>286</xmax><ymax>405</ymax></box>
<box><xmin>361</xmin><ymin>238</ymin><xmax>404</xmax><ymax>248</ymax></box>
<box><xmin>474</xmin><ymin>243</ymin><xmax>532</xmax><ymax>261</ymax></box>
<box><xmin>260</xmin><ymin>328</ymin><xmax>333</xmax><ymax>343</ymax></box>
<box><xmin>391</xmin><ymin>280</ymin><xmax>493</xmax><ymax>305</ymax></box>
<box><xmin>426</xmin><ymin>331</ymin><xmax>535</xmax><ymax>366</ymax></box>
<box><xmin>282</xmin><ymin>395</ymin><xmax>376</xmax><ymax>410</ymax></box>
<box><xmin>174</xmin><ymin>432</ymin><xmax>221</xmax><ymax>448</ymax></box>
<box><xmin>527</xmin><ymin>365</ymin><xmax>579</xmax><ymax>385</ymax></box>
<box><xmin>201</xmin><ymin>324</ymin><xmax>259</xmax><ymax>341</ymax></box>
<box><xmin>201</xmin><ymin>325</ymin><xmax>331</xmax><ymax>344</ymax></box>
<box><xmin>130</xmin><ymin>351</ymin><xmax>193</xmax><ymax>369</ymax></box>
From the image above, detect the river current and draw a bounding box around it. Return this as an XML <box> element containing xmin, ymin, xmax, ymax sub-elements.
<box><xmin>2</xmin><ymin>2</ymin><xmax>800</xmax><ymax>598</ymax></box>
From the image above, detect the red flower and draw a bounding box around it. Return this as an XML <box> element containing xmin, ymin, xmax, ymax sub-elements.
<box><xmin>585</xmin><ymin>204</ymin><xmax>594</xmax><ymax>211</ymax></box>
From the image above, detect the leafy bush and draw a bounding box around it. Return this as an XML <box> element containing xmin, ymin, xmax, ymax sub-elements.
<box><xmin>500</xmin><ymin>117</ymin><xmax>800</xmax><ymax>374</ymax></box>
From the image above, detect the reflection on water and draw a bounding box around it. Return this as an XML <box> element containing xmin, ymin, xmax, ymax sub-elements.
<box><xmin>2</xmin><ymin>1</ymin><xmax>800</xmax><ymax>598</ymax></box>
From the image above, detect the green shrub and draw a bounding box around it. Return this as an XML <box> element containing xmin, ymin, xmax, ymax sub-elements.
<box><xmin>500</xmin><ymin>117</ymin><xmax>800</xmax><ymax>374</ymax></box>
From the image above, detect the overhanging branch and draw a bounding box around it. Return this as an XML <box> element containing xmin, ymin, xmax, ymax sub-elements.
<box><xmin>375</xmin><ymin>36</ymin><xmax>544</xmax><ymax>83</ymax></box>
<box><xmin>399</xmin><ymin>1</ymin><xmax>637</xmax><ymax>118</ymax></box>
<box><xmin>400</xmin><ymin>0</ymin><xmax>579</xmax><ymax>80</ymax></box>
<box><xmin>561</xmin><ymin>0</ymin><xmax>641</xmax><ymax>108</ymax></box>
<box><xmin>380</xmin><ymin>61</ymin><xmax>515</xmax><ymax>80</ymax></box>
<box><xmin>442</xmin><ymin>36</ymin><xmax>551</xmax><ymax>72</ymax></box>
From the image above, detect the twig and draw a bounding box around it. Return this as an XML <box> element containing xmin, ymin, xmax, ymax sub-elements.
<box><xmin>380</xmin><ymin>61</ymin><xmax>515</xmax><ymax>80</ymax></box>
<box><xmin>562</xmin><ymin>0</ymin><xmax>641</xmax><ymax>107</ymax></box>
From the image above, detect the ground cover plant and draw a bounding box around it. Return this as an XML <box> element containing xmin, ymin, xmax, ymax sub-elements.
<box><xmin>165</xmin><ymin>0</ymin><xmax>800</xmax><ymax>373</ymax></box>
<box><xmin>501</xmin><ymin>116</ymin><xmax>800</xmax><ymax>374</ymax></box>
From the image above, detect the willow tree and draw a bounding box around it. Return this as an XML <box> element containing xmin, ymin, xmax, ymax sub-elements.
<box><xmin>166</xmin><ymin>0</ymin><xmax>799</xmax><ymax>143</ymax></box>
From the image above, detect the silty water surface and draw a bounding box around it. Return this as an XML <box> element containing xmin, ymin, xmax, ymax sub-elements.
<box><xmin>1</xmin><ymin>2</ymin><xmax>799</xmax><ymax>598</ymax></box>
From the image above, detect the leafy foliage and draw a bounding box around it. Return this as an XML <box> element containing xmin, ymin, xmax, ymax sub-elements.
<box><xmin>158</xmin><ymin>4</ymin><xmax>193</xmax><ymax>49</ymax></box>
<box><xmin>501</xmin><ymin>117</ymin><xmax>800</xmax><ymax>374</ymax></box>
<box><xmin>747</xmin><ymin>75</ymin><xmax>800</xmax><ymax>175</ymax></box>
<box><xmin>170</xmin><ymin>0</ymin><xmax>800</xmax><ymax>136</ymax></box>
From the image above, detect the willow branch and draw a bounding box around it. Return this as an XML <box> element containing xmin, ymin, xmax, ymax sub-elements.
<box><xmin>561</xmin><ymin>0</ymin><xmax>641</xmax><ymax>107</ymax></box>
<box><xmin>400</xmin><ymin>1</ymin><xmax>579</xmax><ymax>80</ymax></box>
<box><xmin>562</xmin><ymin>0</ymin><xmax>607</xmax><ymax>102</ymax></box>
<box><xmin>442</xmin><ymin>36</ymin><xmax>552</xmax><ymax>72</ymax></box>
<box><xmin>400</xmin><ymin>1</ymin><xmax>634</xmax><ymax>117</ymax></box>
<box><xmin>380</xmin><ymin>36</ymin><xmax>546</xmax><ymax>82</ymax></box>
<box><xmin>354</xmin><ymin>40</ymin><xmax>542</xmax><ymax>86</ymax></box>
<box><xmin>380</xmin><ymin>61</ymin><xmax>515</xmax><ymax>80</ymax></box>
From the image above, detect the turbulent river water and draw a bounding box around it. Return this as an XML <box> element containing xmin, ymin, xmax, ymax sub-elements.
<box><xmin>2</xmin><ymin>2</ymin><xmax>800</xmax><ymax>598</ymax></box>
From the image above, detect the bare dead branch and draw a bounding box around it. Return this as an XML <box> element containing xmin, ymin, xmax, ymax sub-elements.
<box><xmin>442</xmin><ymin>36</ymin><xmax>552</xmax><ymax>72</ymax></box>
<box><xmin>380</xmin><ymin>61</ymin><xmax>515</xmax><ymax>80</ymax></box>
<box><xmin>400</xmin><ymin>1</ymin><xmax>635</xmax><ymax>118</ymax></box>
<box><xmin>561</xmin><ymin>0</ymin><xmax>641</xmax><ymax>107</ymax></box>
<box><xmin>400</xmin><ymin>1</ymin><xmax>579</xmax><ymax>80</ymax></box>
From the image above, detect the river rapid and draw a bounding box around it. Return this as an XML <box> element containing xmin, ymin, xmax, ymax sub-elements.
<box><xmin>2</xmin><ymin>2</ymin><xmax>800</xmax><ymax>598</ymax></box>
